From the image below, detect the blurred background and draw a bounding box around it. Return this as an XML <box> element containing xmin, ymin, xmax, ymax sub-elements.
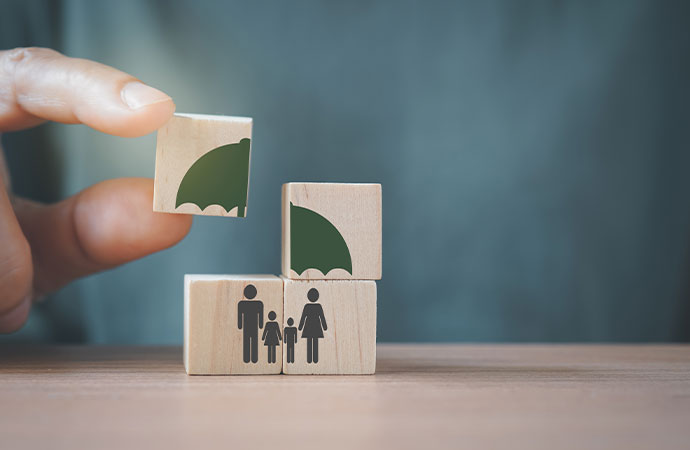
<box><xmin>1</xmin><ymin>0</ymin><xmax>689</xmax><ymax>344</ymax></box>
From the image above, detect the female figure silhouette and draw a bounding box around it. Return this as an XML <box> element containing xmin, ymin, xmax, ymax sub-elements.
<box><xmin>298</xmin><ymin>288</ymin><xmax>327</xmax><ymax>363</ymax></box>
<box><xmin>262</xmin><ymin>311</ymin><xmax>282</xmax><ymax>364</ymax></box>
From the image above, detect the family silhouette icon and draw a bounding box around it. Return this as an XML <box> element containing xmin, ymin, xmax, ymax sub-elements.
<box><xmin>237</xmin><ymin>285</ymin><xmax>329</xmax><ymax>366</ymax></box>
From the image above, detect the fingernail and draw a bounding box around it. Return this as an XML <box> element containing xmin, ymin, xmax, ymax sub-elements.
<box><xmin>121</xmin><ymin>81</ymin><xmax>172</xmax><ymax>110</ymax></box>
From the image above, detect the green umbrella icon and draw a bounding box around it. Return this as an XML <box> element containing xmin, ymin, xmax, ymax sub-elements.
<box><xmin>290</xmin><ymin>202</ymin><xmax>353</xmax><ymax>276</ymax></box>
<box><xmin>175</xmin><ymin>138</ymin><xmax>251</xmax><ymax>217</ymax></box>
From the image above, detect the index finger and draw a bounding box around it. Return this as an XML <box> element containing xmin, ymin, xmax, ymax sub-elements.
<box><xmin>0</xmin><ymin>47</ymin><xmax>175</xmax><ymax>137</ymax></box>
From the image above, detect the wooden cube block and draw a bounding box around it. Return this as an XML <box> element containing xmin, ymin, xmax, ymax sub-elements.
<box><xmin>282</xmin><ymin>183</ymin><xmax>382</xmax><ymax>280</ymax></box>
<box><xmin>184</xmin><ymin>275</ymin><xmax>283</xmax><ymax>375</ymax></box>
<box><xmin>282</xmin><ymin>278</ymin><xmax>376</xmax><ymax>374</ymax></box>
<box><xmin>153</xmin><ymin>113</ymin><xmax>253</xmax><ymax>217</ymax></box>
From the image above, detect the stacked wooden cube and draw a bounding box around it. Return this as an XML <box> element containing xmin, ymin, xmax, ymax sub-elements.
<box><xmin>281</xmin><ymin>182</ymin><xmax>381</xmax><ymax>374</ymax></box>
<box><xmin>153</xmin><ymin>113</ymin><xmax>381</xmax><ymax>375</ymax></box>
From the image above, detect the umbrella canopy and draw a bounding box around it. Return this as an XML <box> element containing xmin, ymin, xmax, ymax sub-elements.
<box><xmin>175</xmin><ymin>138</ymin><xmax>251</xmax><ymax>217</ymax></box>
<box><xmin>290</xmin><ymin>202</ymin><xmax>353</xmax><ymax>276</ymax></box>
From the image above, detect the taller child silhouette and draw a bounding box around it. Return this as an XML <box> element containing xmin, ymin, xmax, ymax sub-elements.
<box><xmin>262</xmin><ymin>311</ymin><xmax>282</xmax><ymax>364</ymax></box>
<box><xmin>237</xmin><ymin>284</ymin><xmax>264</xmax><ymax>363</ymax></box>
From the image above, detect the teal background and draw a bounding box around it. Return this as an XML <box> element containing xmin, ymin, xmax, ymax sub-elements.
<box><xmin>1</xmin><ymin>0</ymin><xmax>690</xmax><ymax>343</ymax></box>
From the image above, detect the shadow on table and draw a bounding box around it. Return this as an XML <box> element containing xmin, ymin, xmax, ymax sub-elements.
<box><xmin>0</xmin><ymin>345</ymin><xmax>181</xmax><ymax>374</ymax></box>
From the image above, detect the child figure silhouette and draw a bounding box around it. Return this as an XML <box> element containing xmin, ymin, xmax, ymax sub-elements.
<box><xmin>262</xmin><ymin>311</ymin><xmax>282</xmax><ymax>364</ymax></box>
<box><xmin>284</xmin><ymin>318</ymin><xmax>298</xmax><ymax>364</ymax></box>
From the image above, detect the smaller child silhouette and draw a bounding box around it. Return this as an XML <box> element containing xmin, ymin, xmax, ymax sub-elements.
<box><xmin>284</xmin><ymin>318</ymin><xmax>298</xmax><ymax>364</ymax></box>
<box><xmin>262</xmin><ymin>311</ymin><xmax>282</xmax><ymax>364</ymax></box>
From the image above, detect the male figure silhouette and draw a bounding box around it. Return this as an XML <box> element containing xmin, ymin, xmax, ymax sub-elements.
<box><xmin>284</xmin><ymin>317</ymin><xmax>298</xmax><ymax>364</ymax></box>
<box><xmin>298</xmin><ymin>288</ymin><xmax>327</xmax><ymax>363</ymax></box>
<box><xmin>237</xmin><ymin>284</ymin><xmax>264</xmax><ymax>363</ymax></box>
<box><xmin>262</xmin><ymin>311</ymin><xmax>282</xmax><ymax>364</ymax></box>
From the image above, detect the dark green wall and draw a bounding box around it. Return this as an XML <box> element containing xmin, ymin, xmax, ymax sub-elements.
<box><xmin>2</xmin><ymin>0</ymin><xmax>690</xmax><ymax>343</ymax></box>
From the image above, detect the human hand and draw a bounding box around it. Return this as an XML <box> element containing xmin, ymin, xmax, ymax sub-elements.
<box><xmin>0</xmin><ymin>47</ymin><xmax>192</xmax><ymax>332</ymax></box>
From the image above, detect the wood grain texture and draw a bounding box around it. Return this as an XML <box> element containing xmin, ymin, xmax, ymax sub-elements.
<box><xmin>184</xmin><ymin>275</ymin><xmax>283</xmax><ymax>374</ymax></box>
<box><xmin>153</xmin><ymin>113</ymin><xmax>252</xmax><ymax>217</ymax></box>
<box><xmin>282</xmin><ymin>278</ymin><xmax>376</xmax><ymax>374</ymax></box>
<box><xmin>1</xmin><ymin>345</ymin><xmax>689</xmax><ymax>450</ymax></box>
<box><xmin>282</xmin><ymin>182</ymin><xmax>382</xmax><ymax>280</ymax></box>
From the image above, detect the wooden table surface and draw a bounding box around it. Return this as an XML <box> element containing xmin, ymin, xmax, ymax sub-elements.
<box><xmin>1</xmin><ymin>344</ymin><xmax>689</xmax><ymax>450</ymax></box>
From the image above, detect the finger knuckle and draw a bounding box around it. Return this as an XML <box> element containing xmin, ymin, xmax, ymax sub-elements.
<box><xmin>4</xmin><ymin>47</ymin><xmax>58</xmax><ymax>63</ymax></box>
<box><xmin>1</xmin><ymin>47</ymin><xmax>60</xmax><ymax>80</ymax></box>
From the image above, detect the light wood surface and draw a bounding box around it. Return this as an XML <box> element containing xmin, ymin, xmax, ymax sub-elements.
<box><xmin>1</xmin><ymin>345</ymin><xmax>689</xmax><ymax>450</ymax></box>
<box><xmin>184</xmin><ymin>275</ymin><xmax>283</xmax><ymax>374</ymax></box>
<box><xmin>282</xmin><ymin>278</ymin><xmax>377</xmax><ymax>374</ymax></box>
<box><xmin>153</xmin><ymin>113</ymin><xmax>252</xmax><ymax>217</ymax></box>
<box><xmin>282</xmin><ymin>182</ymin><xmax>382</xmax><ymax>279</ymax></box>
